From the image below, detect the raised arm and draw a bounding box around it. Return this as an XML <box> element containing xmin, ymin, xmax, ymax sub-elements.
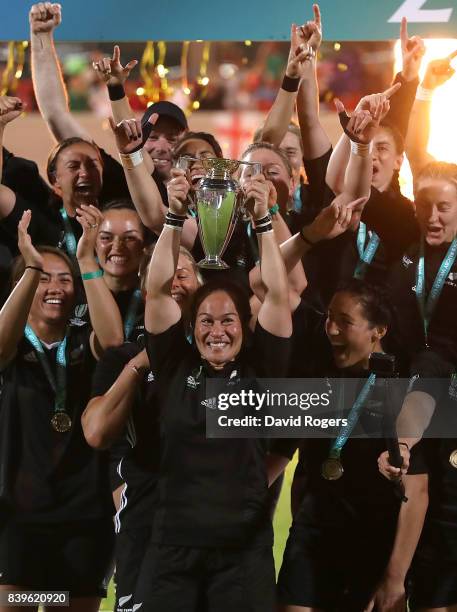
<box><xmin>259</xmin><ymin>23</ymin><xmax>313</xmax><ymax>146</ymax></box>
<box><xmin>109</xmin><ymin>117</ymin><xmax>198</xmax><ymax>247</ymax></box>
<box><xmin>384</xmin><ymin>17</ymin><xmax>424</xmax><ymax>139</ymax></box>
<box><xmin>406</xmin><ymin>51</ymin><xmax>457</xmax><ymax>179</ymax></box>
<box><xmin>75</xmin><ymin>204</ymin><xmax>124</xmax><ymax>356</ymax></box>
<box><xmin>0</xmin><ymin>211</ymin><xmax>43</xmax><ymax>368</ymax></box>
<box><xmin>296</xmin><ymin>4</ymin><xmax>331</xmax><ymax>160</ymax></box>
<box><xmin>0</xmin><ymin>96</ymin><xmax>24</xmax><ymax>219</ymax></box>
<box><xmin>92</xmin><ymin>45</ymin><xmax>137</xmax><ymax>124</ymax></box>
<box><xmin>249</xmin><ymin>186</ymin><xmax>307</xmax><ymax>307</ymax></box>
<box><xmin>244</xmin><ymin>175</ymin><xmax>291</xmax><ymax>337</ymax></box>
<box><xmin>145</xmin><ymin>168</ymin><xmax>189</xmax><ymax>335</ymax></box>
<box><xmin>327</xmin><ymin>84</ymin><xmax>399</xmax><ymax>196</ymax></box>
<box><xmin>30</xmin><ymin>2</ymin><xmax>90</xmax><ymax>141</ymax></box>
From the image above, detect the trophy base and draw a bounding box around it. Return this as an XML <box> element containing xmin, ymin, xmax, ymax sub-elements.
<box><xmin>197</xmin><ymin>257</ymin><xmax>229</xmax><ymax>270</ymax></box>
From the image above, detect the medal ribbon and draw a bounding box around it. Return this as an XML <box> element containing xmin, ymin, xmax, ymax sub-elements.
<box><xmin>328</xmin><ymin>373</ymin><xmax>376</xmax><ymax>459</ymax></box>
<box><xmin>293</xmin><ymin>185</ymin><xmax>302</xmax><ymax>213</ymax></box>
<box><xmin>24</xmin><ymin>325</ymin><xmax>68</xmax><ymax>416</ymax></box>
<box><xmin>353</xmin><ymin>222</ymin><xmax>380</xmax><ymax>280</ymax></box>
<box><xmin>415</xmin><ymin>237</ymin><xmax>457</xmax><ymax>342</ymax></box>
<box><xmin>124</xmin><ymin>289</ymin><xmax>143</xmax><ymax>340</ymax></box>
<box><xmin>59</xmin><ymin>208</ymin><xmax>77</xmax><ymax>257</ymax></box>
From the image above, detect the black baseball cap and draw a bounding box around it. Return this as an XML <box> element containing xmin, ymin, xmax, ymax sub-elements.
<box><xmin>141</xmin><ymin>101</ymin><xmax>188</xmax><ymax>131</ymax></box>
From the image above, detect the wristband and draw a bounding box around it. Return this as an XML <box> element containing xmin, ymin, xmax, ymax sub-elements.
<box><xmin>253</xmin><ymin>213</ymin><xmax>271</xmax><ymax>227</ymax></box>
<box><xmin>119</xmin><ymin>150</ymin><xmax>144</xmax><ymax>169</ymax></box>
<box><xmin>107</xmin><ymin>83</ymin><xmax>126</xmax><ymax>101</ymax></box>
<box><xmin>269</xmin><ymin>204</ymin><xmax>280</xmax><ymax>215</ymax></box>
<box><xmin>399</xmin><ymin>442</ymin><xmax>410</xmax><ymax>451</ymax></box>
<box><xmin>255</xmin><ymin>222</ymin><xmax>273</xmax><ymax>234</ymax></box>
<box><xmin>166</xmin><ymin>211</ymin><xmax>187</xmax><ymax>221</ymax></box>
<box><xmin>81</xmin><ymin>269</ymin><xmax>104</xmax><ymax>281</ymax></box>
<box><xmin>25</xmin><ymin>265</ymin><xmax>44</xmax><ymax>273</ymax></box>
<box><xmin>281</xmin><ymin>74</ymin><xmax>300</xmax><ymax>93</ymax></box>
<box><xmin>350</xmin><ymin>140</ymin><xmax>373</xmax><ymax>157</ymax></box>
<box><xmin>416</xmin><ymin>85</ymin><xmax>434</xmax><ymax>102</ymax></box>
<box><xmin>299</xmin><ymin>228</ymin><xmax>316</xmax><ymax>246</ymax></box>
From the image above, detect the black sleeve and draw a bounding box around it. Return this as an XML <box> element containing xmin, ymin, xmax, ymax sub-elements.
<box><xmin>251</xmin><ymin>322</ymin><xmax>291</xmax><ymax>377</ymax></box>
<box><xmin>269</xmin><ymin>438</ymin><xmax>299</xmax><ymax>459</ymax></box>
<box><xmin>384</xmin><ymin>73</ymin><xmax>419</xmax><ymax>140</ymax></box>
<box><xmin>2</xmin><ymin>148</ymin><xmax>52</xmax><ymax>209</ymax></box>
<box><xmin>91</xmin><ymin>342</ymin><xmax>141</xmax><ymax>398</ymax></box>
<box><xmin>0</xmin><ymin>192</ymin><xmax>61</xmax><ymax>253</ymax></box>
<box><xmin>98</xmin><ymin>149</ymin><xmax>169</xmax><ymax>207</ymax></box>
<box><xmin>98</xmin><ymin>149</ymin><xmax>131</xmax><ymax>204</ymax></box>
<box><xmin>146</xmin><ymin>318</ymin><xmax>190</xmax><ymax>380</ymax></box>
<box><xmin>361</xmin><ymin>188</ymin><xmax>419</xmax><ymax>258</ymax></box>
<box><xmin>303</xmin><ymin>147</ymin><xmax>334</xmax><ymax>210</ymax></box>
<box><xmin>407</xmin><ymin>349</ymin><xmax>455</xmax><ymax>402</ymax></box>
<box><xmin>407</xmin><ymin>439</ymin><xmax>429</xmax><ymax>475</ymax></box>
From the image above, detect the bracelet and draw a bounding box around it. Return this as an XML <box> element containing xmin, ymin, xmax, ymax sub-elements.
<box><xmin>164</xmin><ymin>223</ymin><xmax>184</xmax><ymax>231</ymax></box>
<box><xmin>299</xmin><ymin>228</ymin><xmax>316</xmax><ymax>246</ymax></box>
<box><xmin>81</xmin><ymin>269</ymin><xmax>104</xmax><ymax>281</ymax></box>
<box><xmin>107</xmin><ymin>83</ymin><xmax>126</xmax><ymax>101</ymax></box>
<box><xmin>350</xmin><ymin>140</ymin><xmax>373</xmax><ymax>157</ymax></box>
<box><xmin>253</xmin><ymin>213</ymin><xmax>271</xmax><ymax>227</ymax></box>
<box><xmin>399</xmin><ymin>442</ymin><xmax>410</xmax><ymax>451</ymax></box>
<box><xmin>255</xmin><ymin>222</ymin><xmax>273</xmax><ymax>234</ymax></box>
<box><xmin>281</xmin><ymin>74</ymin><xmax>300</xmax><ymax>93</ymax></box>
<box><xmin>119</xmin><ymin>150</ymin><xmax>144</xmax><ymax>169</ymax></box>
<box><xmin>166</xmin><ymin>211</ymin><xmax>187</xmax><ymax>221</ymax></box>
<box><xmin>416</xmin><ymin>85</ymin><xmax>434</xmax><ymax>102</ymax></box>
<box><xmin>25</xmin><ymin>265</ymin><xmax>44</xmax><ymax>273</ymax></box>
<box><xmin>165</xmin><ymin>213</ymin><xmax>185</xmax><ymax>228</ymax></box>
<box><xmin>269</xmin><ymin>204</ymin><xmax>280</xmax><ymax>215</ymax></box>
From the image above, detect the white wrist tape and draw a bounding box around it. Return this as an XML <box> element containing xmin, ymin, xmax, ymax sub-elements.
<box><xmin>350</xmin><ymin>140</ymin><xmax>373</xmax><ymax>157</ymax></box>
<box><xmin>416</xmin><ymin>85</ymin><xmax>434</xmax><ymax>102</ymax></box>
<box><xmin>119</xmin><ymin>149</ymin><xmax>144</xmax><ymax>169</ymax></box>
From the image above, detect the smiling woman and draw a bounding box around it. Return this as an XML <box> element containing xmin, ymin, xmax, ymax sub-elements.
<box><xmin>0</xmin><ymin>212</ymin><xmax>117</xmax><ymax>611</ymax></box>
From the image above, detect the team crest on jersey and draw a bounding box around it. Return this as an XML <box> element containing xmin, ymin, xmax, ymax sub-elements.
<box><xmin>402</xmin><ymin>255</ymin><xmax>413</xmax><ymax>268</ymax></box>
<box><xmin>74</xmin><ymin>304</ymin><xmax>88</xmax><ymax>319</ymax></box>
<box><xmin>117</xmin><ymin>594</ymin><xmax>143</xmax><ymax>611</ymax></box>
<box><xmin>147</xmin><ymin>371</ymin><xmax>155</xmax><ymax>383</ymax></box>
<box><xmin>201</xmin><ymin>397</ymin><xmax>217</xmax><ymax>410</ymax></box>
<box><xmin>186</xmin><ymin>366</ymin><xmax>202</xmax><ymax>389</ymax></box>
<box><xmin>445</xmin><ymin>272</ymin><xmax>457</xmax><ymax>288</ymax></box>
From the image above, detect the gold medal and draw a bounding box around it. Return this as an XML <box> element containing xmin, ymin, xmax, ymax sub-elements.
<box><xmin>449</xmin><ymin>449</ymin><xmax>457</xmax><ymax>469</ymax></box>
<box><xmin>321</xmin><ymin>457</ymin><xmax>344</xmax><ymax>481</ymax></box>
<box><xmin>51</xmin><ymin>412</ymin><xmax>72</xmax><ymax>433</ymax></box>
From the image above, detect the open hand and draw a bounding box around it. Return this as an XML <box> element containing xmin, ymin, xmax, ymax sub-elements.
<box><xmin>18</xmin><ymin>210</ymin><xmax>44</xmax><ymax>269</ymax></box>
<box><xmin>76</xmin><ymin>205</ymin><xmax>103</xmax><ymax>263</ymax></box>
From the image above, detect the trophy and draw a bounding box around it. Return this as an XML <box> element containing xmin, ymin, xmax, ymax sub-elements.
<box><xmin>176</xmin><ymin>156</ymin><xmax>262</xmax><ymax>269</ymax></box>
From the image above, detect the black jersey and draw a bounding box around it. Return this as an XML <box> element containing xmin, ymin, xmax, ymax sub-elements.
<box><xmin>408</xmin><ymin>354</ymin><xmax>457</xmax><ymax>561</ymax></box>
<box><xmin>0</xmin><ymin>320</ymin><xmax>112</xmax><ymax>524</ymax></box>
<box><xmin>145</xmin><ymin>319</ymin><xmax>290</xmax><ymax>548</ymax></box>
<box><xmin>90</xmin><ymin>342</ymin><xmax>159</xmax><ymax>533</ymax></box>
